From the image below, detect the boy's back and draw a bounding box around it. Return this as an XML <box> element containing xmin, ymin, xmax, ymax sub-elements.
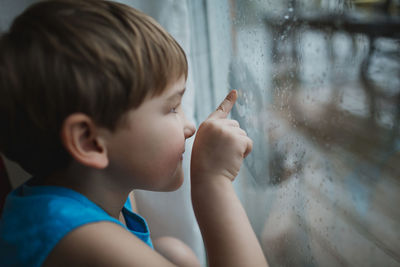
<box><xmin>0</xmin><ymin>0</ymin><xmax>268</xmax><ymax>266</ymax></box>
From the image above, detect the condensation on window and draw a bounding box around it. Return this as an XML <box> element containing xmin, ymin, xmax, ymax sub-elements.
<box><xmin>225</xmin><ymin>0</ymin><xmax>400</xmax><ymax>266</ymax></box>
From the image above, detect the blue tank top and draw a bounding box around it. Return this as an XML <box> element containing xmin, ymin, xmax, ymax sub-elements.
<box><xmin>0</xmin><ymin>181</ymin><xmax>153</xmax><ymax>267</ymax></box>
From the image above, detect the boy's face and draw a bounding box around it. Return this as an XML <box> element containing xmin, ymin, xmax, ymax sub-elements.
<box><xmin>104</xmin><ymin>76</ymin><xmax>196</xmax><ymax>191</ymax></box>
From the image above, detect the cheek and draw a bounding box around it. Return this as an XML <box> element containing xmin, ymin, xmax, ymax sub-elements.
<box><xmin>153</xmin><ymin>121</ymin><xmax>184</xmax><ymax>152</ymax></box>
<box><xmin>152</xmin><ymin>140</ymin><xmax>182</xmax><ymax>172</ymax></box>
<box><xmin>145</xmin><ymin>125</ymin><xmax>184</xmax><ymax>173</ymax></box>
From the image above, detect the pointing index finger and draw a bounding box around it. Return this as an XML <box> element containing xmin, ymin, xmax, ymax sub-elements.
<box><xmin>209</xmin><ymin>90</ymin><xmax>238</xmax><ymax>119</ymax></box>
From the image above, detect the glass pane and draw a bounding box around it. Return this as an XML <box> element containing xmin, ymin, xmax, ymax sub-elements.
<box><xmin>214</xmin><ymin>0</ymin><xmax>400</xmax><ymax>266</ymax></box>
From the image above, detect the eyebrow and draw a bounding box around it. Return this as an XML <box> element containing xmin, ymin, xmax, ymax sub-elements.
<box><xmin>166</xmin><ymin>87</ymin><xmax>186</xmax><ymax>102</ymax></box>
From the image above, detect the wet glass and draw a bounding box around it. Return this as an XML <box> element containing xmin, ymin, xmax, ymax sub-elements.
<box><xmin>222</xmin><ymin>0</ymin><xmax>400</xmax><ymax>266</ymax></box>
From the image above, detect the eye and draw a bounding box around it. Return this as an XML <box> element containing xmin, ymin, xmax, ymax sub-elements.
<box><xmin>170</xmin><ymin>104</ymin><xmax>180</xmax><ymax>114</ymax></box>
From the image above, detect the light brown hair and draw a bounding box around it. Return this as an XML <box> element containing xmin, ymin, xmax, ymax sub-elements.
<box><xmin>0</xmin><ymin>0</ymin><xmax>188</xmax><ymax>176</ymax></box>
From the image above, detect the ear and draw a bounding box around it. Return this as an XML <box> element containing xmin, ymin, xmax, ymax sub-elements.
<box><xmin>60</xmin><ymin>113</ymin><xmax>108</xmax><ymax>169</ymax></box>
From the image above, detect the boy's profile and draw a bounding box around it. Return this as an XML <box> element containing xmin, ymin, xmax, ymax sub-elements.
<box><xmin>0</xmin><ymin>0</ymin><xmax>268</xmax><ymax>266</ymax></box>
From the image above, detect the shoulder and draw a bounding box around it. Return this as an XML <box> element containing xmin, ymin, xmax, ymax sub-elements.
<box><xmin>43</xmin><ymin>221</ymin><xmax>175</xmax><ymax>267</ymax></box>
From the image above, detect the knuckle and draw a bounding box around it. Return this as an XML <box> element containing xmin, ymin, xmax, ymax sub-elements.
<box><xmin>239</xmin><ymin>128</ymin><xmax>247</xmax><ymax>136</ymax></box>
<box><xmin>230</xmin><ymin>119</ymin><xmax>240</xmax><ymax>127</ymax></box>
<box><xmin>200</xmin><ymin>120</ymin><xmax>215</xmax><ymax>130</ymax></box>
<box><xmin>248</xmin><ymin>139</ymin><xmax>254</xmax><ymax>149</ymax></box>
<box><xmin>216</xmin><ymin>104</ymin><xmax>226</xmax><ymax>113</ymax></box>
<box><xmin>200</xmin><ymin>119</ymin><xmax>225</xmax><ymax>135</ymax></box>
<box><xmin>248</xmin><ymin>136</ymin><xmax>253</xmax><ymax>144</ymax></box>
<box><xmin>247</xmin><ymin>137</ymin><xmax>253</xmax><ymax>147</ymax></box>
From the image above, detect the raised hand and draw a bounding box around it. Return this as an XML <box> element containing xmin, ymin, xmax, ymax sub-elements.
<box><xmin>191</xmin><ymin>90</ymin><xmax>253</xmax><ymax>184</ymax></box>
<box><xmin>190</xmin><ymin>90</ymin><xmax>268</xmax><ymax>267</ymax></box>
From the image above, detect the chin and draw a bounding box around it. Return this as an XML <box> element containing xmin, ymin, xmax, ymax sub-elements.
<box><xmin>145</xmin><ymin>161</ymin><xmax>184</xmax><ymax>192</ymax></box>
<box><xmin>162</xmin><ymin>174</ymin><xmax>184</xmax><ymax>192</ymax></box>
<box><xmin>159</xmin><ymin>166</ymin><xmax>185</xmax><ymax>192</ymax></box>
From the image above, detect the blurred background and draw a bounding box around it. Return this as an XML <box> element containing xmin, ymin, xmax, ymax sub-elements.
<box><xmin>205</xmin><ymin>0</ymin><xmax>400</xmax><ymax>266</ymax></box>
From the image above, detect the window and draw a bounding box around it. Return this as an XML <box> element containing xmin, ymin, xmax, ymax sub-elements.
<box><xmin>202</xmin><ymin>0</ymin><xmax>400</xmax><ymax>265</ymax></box>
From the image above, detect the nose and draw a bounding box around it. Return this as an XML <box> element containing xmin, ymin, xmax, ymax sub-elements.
<box><xmin>184</xmin><ymin>118</ymin><xmax>196</xmax><ymax>139</ymax></box>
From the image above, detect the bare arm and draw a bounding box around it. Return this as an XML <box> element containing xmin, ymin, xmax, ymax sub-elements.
<box><xmin>42</xmin><ymin>222</ymin><xmax>177</xmax><ymax>267</ymax></box>
<box><xmin>191</xmin><ymin>90</ymin><xmax>268</xmax><ymax>267</ymax></box>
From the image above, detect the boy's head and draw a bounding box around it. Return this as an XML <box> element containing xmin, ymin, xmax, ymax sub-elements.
<box><xmin>0</xmin><ymin>0</ymin><xmax>188</xmax><ymax>177</ymax></box>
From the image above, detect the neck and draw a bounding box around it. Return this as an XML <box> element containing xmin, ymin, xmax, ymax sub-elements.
<box><xmin>38</xmin><ymin>164</ymin><xmax>131</xmax><ymax>220</ymax></box>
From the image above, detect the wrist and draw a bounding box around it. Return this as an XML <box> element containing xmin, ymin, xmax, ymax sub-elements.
<box><xmin>191</xmin><ymin>175</ymin><xmax>234</xmax><ymax>202</ymax></box>
<box><xmin>190</xmin><ymin>172</ymin><xmax>233</xmax><ymax>188</ymax></box>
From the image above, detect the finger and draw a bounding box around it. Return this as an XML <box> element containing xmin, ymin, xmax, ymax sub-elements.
<box><xmin>228</xmin><ymin>126</ymin><xmax>247</xmax><ymax>136</ymax></box>
<box><xmin>208</xmin><ymin>90</ymin><xmax>237</xmax><ymax>120</ymax></box>
<box><xmin>227</xmin><ymin>119</ymin><xmax>240</xmax><ymax>127</ymax></box>
<box><xmin>234</xmin><ymin>128</ymin><xmax>248</xmax><ymax>136</ymax></box>
<box><xmin>243</xmin><ymin>136</ymin><xmax>253</xmax><ymax>158</ymax></box>
<box><xmin>221</xmin><ymin>119</ymin><xmax>240</xmax><ymax>127</ymax></box>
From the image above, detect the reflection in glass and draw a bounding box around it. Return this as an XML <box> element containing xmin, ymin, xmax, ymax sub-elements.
<box><xmin>227</xmin><ymin>0</ymin><xmax>400</xmax><ymax>266</ymax></box>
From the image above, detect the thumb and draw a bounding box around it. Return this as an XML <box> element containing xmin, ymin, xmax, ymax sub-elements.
<box><xmin>208</xmin><ymin>90</ymin><xmax>238</xmax><ymax>119</ymax></box>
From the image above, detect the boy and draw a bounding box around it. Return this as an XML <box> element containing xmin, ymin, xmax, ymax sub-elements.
<box><xmin>0</xmin><ymin>0</ymin><xmax>268</xmax><ymax>266</ymax></box>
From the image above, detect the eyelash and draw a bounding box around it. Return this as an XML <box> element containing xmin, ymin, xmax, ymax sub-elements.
<box><xmin>170</xmin><ymin>104</ymin><xmax>179</xmax><ymax>114</ymax></box>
